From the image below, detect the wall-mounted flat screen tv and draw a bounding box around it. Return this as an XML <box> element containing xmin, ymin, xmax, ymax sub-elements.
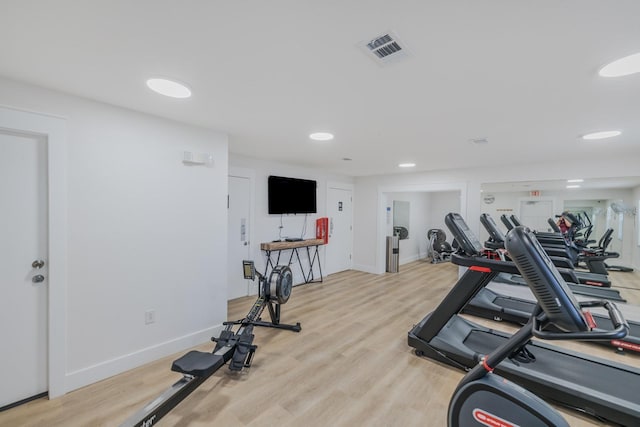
<box><xmin>268</xmin><ymin>175</ymin><xmax>317</xmax><ymax>214</ymax></box>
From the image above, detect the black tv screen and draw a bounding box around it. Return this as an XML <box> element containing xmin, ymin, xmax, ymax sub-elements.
<box><xmin>268</xmin><ymin>175</ymin><xmax>317</xmax><ymax>214</ymax></box>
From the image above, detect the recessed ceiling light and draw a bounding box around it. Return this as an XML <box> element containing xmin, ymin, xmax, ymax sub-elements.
<box><xmin>566</xmin><ymin>185</ymin><xmax>581</xmax><ymax>189</ymax></box>
<box><xmin>398</xmin><ymin>163</ymin><xmax>416</xmax><ymax>168</ymax></box>
<box><xmin>309</xmin><ymin>132</ymin><xmax>334</xmax><ymax>141</ymax></box>
<box><xmin>567</xmin><ymin>179</ymin><xmax>584</xmax><ymax>183</ymax></box>
<box><xmin>146</xmin><ymin>78</ymin><xmax>192</xmax><ymax>98</ymax></box>
<box><xmin>582</xmin><ymin>130</ymin><xmax>621</xmax><ymax>140</ymax></box>
<box><xmin>599</xmin><ymin>52</ymin><xmax>640</xmax><ymax>77</ymax></box>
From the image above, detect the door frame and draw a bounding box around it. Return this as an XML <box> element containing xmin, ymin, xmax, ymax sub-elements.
<box><xmin>517</xmin><ymin>196</ymin><xmax>556</xmax><ymax>231</ymax></box>
<box><xmin>228</xmin><ymin>166</ymin><xmax>256</xmax><ymax>294</ymax></box>
<box><xmin>325</xmin><ymin>182</ymin><xmax>354</xmax><ymax>274</ymax></box>
<box><xmin>376</xmin><ymin>182</ymin><xmax>467</xmax><ymax>274</ymax></box>
<box><xmin>0</xmin><ymin>106</ymin><xmax>68</xmax><ymax>398</ymax></box>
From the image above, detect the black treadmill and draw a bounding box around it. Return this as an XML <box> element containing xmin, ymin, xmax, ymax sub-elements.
<box><xmin>408</xmin><ymin>213</ymin><xmax>640</xmax><ymax>426</ymax></box>
<box><xmin>510</xmin><ymin>213</ymin><xmax>614</xmax><ymax>276</ymax></box>
<box><xmin>481</xmin><ymin>213</ymin><xmax>620</xmax><ymax>300</ymax></box>
<box><xmin>464</xmin><ymin>281</ymin><xmax>640</xmax><ymax>354</ymax></box>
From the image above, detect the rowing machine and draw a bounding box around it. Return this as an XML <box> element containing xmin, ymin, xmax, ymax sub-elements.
<box><xmin>120</xmin><ymin>260</ymin><xmax>300</xmax><ymax>427</ymax></box>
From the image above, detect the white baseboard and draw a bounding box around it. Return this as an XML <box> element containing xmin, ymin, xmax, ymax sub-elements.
<box><xmin>399</xmin><ymin>254</ymin><xmax>420</xmax><ymax>265</ymax></box>
<box><xmin>353</xmin><ymin>254</ymin><xmax>426</xmax><ymax>275</ymax></box>
<box><xmin>64</xmin><ymin>324</ymin><xmax>224</xmax><ymax>393</ymax></box>
<box><xmin>352</xmin><ymin>263</ymin><xmax>380</xmax><ymax>274</ymax></box>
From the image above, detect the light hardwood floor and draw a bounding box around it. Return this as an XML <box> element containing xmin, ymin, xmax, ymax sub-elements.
<box><xmin>2</xmin><ymin>261</ymin><xmax>640</xmax><ymax>426</ymax></box>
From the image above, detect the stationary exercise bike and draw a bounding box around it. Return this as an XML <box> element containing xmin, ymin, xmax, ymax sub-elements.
<box><xmin>120</xmin><ymin>261</ymin><xmax>300</xmax><ymax>427</ymax></box>
<box><xmin>447</xmin><ymin>227</ymin><xmax>628</xmax><ymax>426</ymax></box>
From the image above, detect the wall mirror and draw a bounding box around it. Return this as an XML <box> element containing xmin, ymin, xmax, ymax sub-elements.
<box><xmin>480</xmin><ymin>176</ymin><xmax>640</xmax><ymax>280</ymax></box>
<box><xmin>479</xmin><ymin>177</ymin><xmax>640</xmax><ymax>366</ymax></box>
<box><xmin>393</xmin><ymin>200</ymin><xmax>410</xmax><ymax>239</ymax></box>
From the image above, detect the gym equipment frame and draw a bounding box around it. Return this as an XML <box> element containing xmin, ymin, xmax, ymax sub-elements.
<box><xmin>408</xmin><ymin>213</ymin><xmax>640</xmax><ymax>426</ymax></box>
<box><xmin>448</xmin><ymin>226</ymin><xmax>629</xmax><ymax>426</ymax></box>
<box><xmin>120</xmin><ymin>261</ymin><xmax>300</xmax><ymax>427</ymax></box>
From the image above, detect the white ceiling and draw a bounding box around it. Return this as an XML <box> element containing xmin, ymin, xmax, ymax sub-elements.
<box><xmin>1</xmin><ymin>1</ymin><xmax>639</xmax><ymax>176</ymax></box>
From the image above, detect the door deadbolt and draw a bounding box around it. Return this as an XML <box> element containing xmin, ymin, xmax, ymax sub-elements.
<box><xmin>32</xmin><ymin>275</ymin><xmax>45</xmax><ymax>283</ymax></box>
<box><xmin>32</xmin><ymin>259</ymin><xmax>45</xmax><ymax>269</ymax></box>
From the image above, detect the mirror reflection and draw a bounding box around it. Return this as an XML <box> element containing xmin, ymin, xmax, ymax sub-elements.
<box><xmin>479</xmin><ymin>177</ymin><xmax>640</xmax><ymax>299</ymax></box>
<box><xmin>477</xmin><ymin>177</ymin><xmax>640</xmax><ymax>365</ymax></box>
<box><xmin>480</xmin><ymin>178</ymin><xmax>640</xmax><ymax>258</ymax></box>
<box><xmin>393</xmin><ymin>200</ymin><xmax>410</xmax><ymax>240</ymax></box>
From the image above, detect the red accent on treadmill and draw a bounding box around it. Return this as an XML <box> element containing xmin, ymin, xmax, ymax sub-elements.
<box><xmin>470</xmin><ymin>266</ymin><xmax>492</xmax><ymax>273</ymax></box>
<box><xmin>584</xmin><ymin>281</ymin><xmax>603</xmax><ymax>287</ymax></box>
<box><xmin>472</xmin><ymin>408</ymin><xmax>517</xmax><ymax>427</ymax></box>
<box><xmin>611</xmin><ymin>340</ymin><xmax>640</xmax><ymax>353</ymax></box>
<box><xmin>582</xmin><ymin>311</ymin><xmax>597</xmax><ymax>329</ymax></box>
<box><xmin>481</xmin><ymin>357</ymin><xmax>494</xmax><ymax>373</ymax></box>
<box><xmin>483</xmin><ymin>250</ymin><xmax>501</xmax><ymax>260</ymax></box>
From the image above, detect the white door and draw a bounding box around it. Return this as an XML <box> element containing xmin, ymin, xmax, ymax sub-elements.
<box><xmin>0</xmin><ymin>131</ymin><xmax>48</xmax><ymax>408</ymax></box>
<box><xmin>520</xmin><ymin>200</ymin><xmax>554</xmax><ymax>232</ymax></box>
<box><xmin>227</xmin><ymin>176</ymin><xmax>252</xmax><ymax>300</ymax></box>
<box><xmin>325</xmin><ymin>187</ymin><xmax>353</xmax><ymax>275</ymax></box>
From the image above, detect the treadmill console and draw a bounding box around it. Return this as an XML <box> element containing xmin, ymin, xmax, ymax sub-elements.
<box><xmin>510</xmin><ymin>214</ymin><xmax>523</xmax><ymax>227</ymax></box>
<box><xmin>445</xmin><ymin>213</ymin><xmax>483</xmax><ymax>256</ymax></box>
<box><xmin>505</xmin><ymin>226</ymin><xmax>588</xmax><ymax>333</ymax></box>
<box><xmin>500</xmin><ymin>214</ymin><xmax>515</xmax><ymax>231</ymax></box>
<box><xmin>480</xmin><ymin>213</ymin><xmax>506</xmax><ymax>243</ymax></box>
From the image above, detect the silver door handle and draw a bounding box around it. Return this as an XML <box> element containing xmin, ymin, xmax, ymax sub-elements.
<box><xmin>32</xmin><ymin>259</ymin><xmax>45</xmax><ymax>269</ymax></box>
<box><xmin>32</xmin><ymin>275</ymin><xmax>45</xmax><ymax>283</ymax></box>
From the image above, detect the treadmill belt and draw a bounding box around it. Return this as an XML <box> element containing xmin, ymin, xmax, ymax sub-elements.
<box><xmin>493</xmin><ymin>297</ymin><xmax>534</xmax><ymax>312</ymax></box>
<box><xmin>463</xmin><ymin>329</ymin><xmax>640</xmax><ymax>397</ymax></box>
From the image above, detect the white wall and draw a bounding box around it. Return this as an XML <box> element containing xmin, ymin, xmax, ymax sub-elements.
<box><xmin>229</xmin><ymin>154</ymin><xmax>353</xmax><ymax>286</ymax></box>
<box><xmin>428</xmin><ymin>191</ymin><xmax>462</xmax><ymax>243</ymax></box>
<box><xmin>353</xmin><ymin>158</ymin><xmax>640</xmax><ymax>274</ymax></box>
<box><xmin>0</xmin><ymin>77</ymin><xmax>229</xmax><ymax>393</ymax></box>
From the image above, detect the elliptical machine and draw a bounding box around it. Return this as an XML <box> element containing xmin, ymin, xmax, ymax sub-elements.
<box><xmin>447</xmin><ymin>227</ymin><xmax>628</xmax><ymax>426</ymax></box>
<box><xmin>120</xmin><ymin>261</ymin><xmax>300</xmax><ymax>427</ymax></box>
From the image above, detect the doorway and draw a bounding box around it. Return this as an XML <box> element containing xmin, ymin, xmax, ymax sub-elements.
<box><xmin>0</xmin><ymin>131</ymin><xmax>48</xmax><ymax>408</ymax></box>
<box><xmin>377</xmin><ymin>182</ymin><xmax>467</xmax><ymax>274</ymax></box>
<box><xmin>0</xmin><ymin>106</ymin><xmax>67</xmax><ymax>399</ymax></box>
<box><xmin>519</xmin><ymin>199</ymin><xmax>554</xmax><ymax>232</ymax></box>
<box><xmin>227</xmin><ymin>174</ymin><xmax>253</xmax><ymax>300</ymax></box>
<box><xmin>325</xmin><ymin>186</ymin><xmax>353</xmax><ymax>275</ymax></box>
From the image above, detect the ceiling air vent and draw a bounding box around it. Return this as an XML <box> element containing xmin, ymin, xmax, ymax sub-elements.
<box><xmin>359</xmin><ymin>31</ymin><xmax>408</xmax><ymax>65</ymax></box>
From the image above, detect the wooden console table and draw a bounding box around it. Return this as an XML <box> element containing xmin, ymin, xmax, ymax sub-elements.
<box><xmin>260</xmin><ymin>239</ymin><xmax>325</xmax><ymax>284</ymax></box>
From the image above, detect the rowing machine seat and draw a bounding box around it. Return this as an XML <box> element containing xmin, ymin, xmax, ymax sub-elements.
<box><xmin>171</xmin><ymin>351</ymin><xmax>225</xmax><ymax>377</ymax></box>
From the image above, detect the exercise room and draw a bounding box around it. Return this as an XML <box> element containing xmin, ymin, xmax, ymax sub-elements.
<box><xmin>2</xmin><ymin>2</ymin><xmax>640</xmax><ymax>426</ymax></box>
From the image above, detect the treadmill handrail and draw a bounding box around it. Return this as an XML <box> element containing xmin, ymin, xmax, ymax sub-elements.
<box><xmin>451</xmin><ymin>253</ymin><xmax>521</xmax><ymax>275</ymax></box>
<box><xmin>533</xmin><ymin>300</ymin><xmax>629</xmax><ymax>340</ymax></box>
